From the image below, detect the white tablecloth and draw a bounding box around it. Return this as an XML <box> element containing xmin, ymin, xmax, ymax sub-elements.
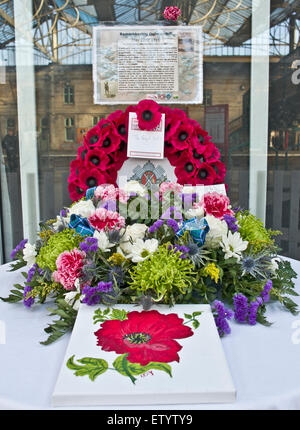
<box><xmin>1</xmin><ymin>257</ymin><xmax>300</xmax><ymax>410</ymax></box>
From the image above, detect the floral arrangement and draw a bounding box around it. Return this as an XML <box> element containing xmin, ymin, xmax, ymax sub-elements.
<box><xmin>2</xmin><ymin>181</ymin><xmax>298</xmax><ymax>345</ymax></box>
<box><xmin>67</xmin><ymin>99</ymin><xmax>226</xmax><ymax>201</ymax></box>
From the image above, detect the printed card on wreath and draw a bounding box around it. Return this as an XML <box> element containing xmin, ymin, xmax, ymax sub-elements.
<box><xmin>52</xmin><ymin>304</ymin><xmax>236</xmax><ymax>407</ymax></box>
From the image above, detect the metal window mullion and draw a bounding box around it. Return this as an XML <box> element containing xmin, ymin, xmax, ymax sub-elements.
<box><xmin>14</xmin><ymin>0</ymin><xmax>40</xmax><ymax>243</ymax></box>
<box><xmin>249</xmin><ymin>0</ymin><xmax>270</xmax><ymax>225</ymax></box>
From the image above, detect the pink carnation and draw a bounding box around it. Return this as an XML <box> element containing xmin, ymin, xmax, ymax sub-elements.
<box><xmin>160</xmin><ymin>182</ymin><xmax>183</xmax><ymax>195</ymax></box>
<box><xmin>200</xmin><ymin>192</ymin><xmax>234</xmax><ymax>219</ymax></box>
<box><xmin>88</xmin><ymin>207</ymin><xmax>125</xmax><ymax>231</ymax></box>
<box><xmin>163</xmin><ymin>6</ymin><xmax>181</xmax><ymax>21</ymax></box>
<box><xmin>95</xmin><ymin>185</ymin><xmax>129</xmax><ymax>203</ymax></box>
<box><xmin>53</xmin><ymin>248</ymin><xmax>86</xmax><ymax>291</ymax></box>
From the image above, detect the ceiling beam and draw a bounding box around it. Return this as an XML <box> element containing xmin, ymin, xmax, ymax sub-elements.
<box><xmin>0</xmin><ymin>5</ymin><xmax>56</xmax><ymax>62</ymax></box>
<box><xmin>226</xmin><ymin>0</ymin><xmax>300</xmax><ymax>46</ymax></box>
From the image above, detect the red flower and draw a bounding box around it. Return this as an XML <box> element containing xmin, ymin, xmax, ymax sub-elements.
<box><xmin>94</xmin><ymin>310</ymin><xmax>193</xmax><ymax>366</ymax></box>
<box><xmin>79</xmin><ymin>167</ymin><xmax>107</xmax><ymax>189</ymax></box>
<box><xmin>201</xmin><ymin>192</ymin><xmax>232</xmax><ymax>219</ymax></box>
<box><xmin>195</xmin><ymin>162</ymin><xmax>217</xmax><ymax>185</ymax></box>
<box><xmin>84</xmin><ymin>148</ymin><xmax>111</xmax><ymax>170</ymax></box>
<box><xmin>107</xmin><ymin>110</ymin><xmax>129</xmax><ymax>142</ymax></box>
<box><xmin>136</xmin><ymin>99</ymin><xmax>162</xmax><ymax>131</ymax></box>
<box><xmin>68</xmin><ymin>178</ymin><xmax>86</xmax><ymax>201</ymax></box>
<box><xmin>169</xmin><ymin>120</ymin><xmax>195</xmax><ymax>151</ymax></box>
<box><xmin>210</xmin><ymin>160</ymin><xmax>226</xmax><ymax>183</ymax></box>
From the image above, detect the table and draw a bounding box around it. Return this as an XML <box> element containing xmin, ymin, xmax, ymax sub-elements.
<box><xmin>1</xmin><ymin>257</ymin><xmax>300</xmax><ymax>410</ymax></box>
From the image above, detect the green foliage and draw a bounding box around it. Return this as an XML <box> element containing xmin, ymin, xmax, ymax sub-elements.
<box><xmin>36</xmin><ymin>229</ymin><xmax>82</xmax><ymax>271</ymax></box>
<box><xmin>183</xmin><ymin>311</ymin><xmax>202</xmax><ymax>330</ymax></box>
<box><xmin>0</xmin><ymin>283</ymin><xmax>24</xmax><ymax>303</ymax></box>
<box><xmin>113</xmin><ymin>353</ymin><xmax>172</xmax><ymax>384</ymax></box>
<box><xmin>236</xmin><ymin>210</ymin><xmax>280</xmax><ymax>253</ymax></box>
<box><xmin>40</xmin><ymin>299</ymin><xmax>78</xmax><ymax>345</ymax></box>
<box><xmin>67</xmin><ymin>355</ymin><xmax>108</xmax><ymax>381</ymax></box>
<box><xmin>271</xmin><ymin>261</ymin><xmax>299</xmax><ymax>315</ymax></box>
<box><xmin>129</xmin><ymin>243</ymin><xmax>196</xmax><ymax>305</ymax></box>
<box><xmin>93</xmin><ymin>307</ymin><xmax>128</xmax><ymax>325</ymax></box>
<box><xmin>8</xmin><ymin>260</ymin><xmax>27</xmax><ymax>272</ymax></box>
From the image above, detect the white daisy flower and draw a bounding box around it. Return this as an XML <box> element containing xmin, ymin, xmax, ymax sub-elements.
<box><xmin>221</xmin><ymin>231</ymin><xmax>248</xmax><ymax>262</ymax></box>
<box><xmin>128</xmin><ymin>238</ymin><xmax>159</xmax><ymax>263</ymax></box>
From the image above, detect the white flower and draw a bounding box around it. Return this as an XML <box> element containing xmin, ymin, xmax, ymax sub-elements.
<box><xmin>119</xmin><ymin>224</ymin><xmax>148</xmax><ymax>254</ymax></box>
<box><xmin>122</xmin><ymin>223</ymin><xmax>148</xmax><ymax>242</ymax></box>
<box><xmin>185</xmin><ymin>205</ymin><xmax>205</xmax><ymax>220</ymax></box>
<box><xmin>93</xmin><ymin>230</ymin><xmax>115</xmax><ymax>252</ymax></box>
<box><xmin>23</xmin><ymin>243</ymin><xmax>37</xmax><ymax>268</ymax></box>
<box><xmin>128</xmin><ymin>238</ymin><xmax>159</xmax><ymax>263</ymax></box>
<box><xmin>221</xmin><ymin>231</ymin><xmax>248</xmax><ymax>262</ymax></box>
<box><xmin>270</xmin><ymin>257</ymin><xmax>281</xmax><ymax>275</ymax></box>
<box><xmin>204</xmin><ymin>215</ymin><xmax>228</xmax><ymax>249</ymax></box>
<box><xmin>68</xmin><ymin>199</ymin><xmax>96</xmax><ymax>219</ymax></box>
<box><xmin>64</xmin><ymin>279</ymin><xmax>80</xmax><ymax>310</ymax></box>
<box><xmin>122</xmin><ymin>180</ymin><xmax>147</xmax><ymax>197</ymax></box>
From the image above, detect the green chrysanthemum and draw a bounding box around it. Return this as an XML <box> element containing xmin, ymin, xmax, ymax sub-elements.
<box><xmin>129</xmin><ymin>243</ymin><xmax>195</xmax><ymax>304</ymax></box>
<box><xmin>236</xmin><ymin>211</ymin><xmax>280</xmax><ymax>253</ymax></box>
<box><xmin>36</xmin><ymin>229</ymin><xmax>82</xmax><ymax>271</ymax></box>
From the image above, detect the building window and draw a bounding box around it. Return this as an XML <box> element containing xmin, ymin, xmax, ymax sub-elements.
<box><xmin>64</xmin><ymin>85</ymin><xmax>74</xmax><ymax>104</ymax></box>
<box><xmin>203</xmin><ymin>89</ymin><xmax>213</xmax><ymax>106</ymax></box>
<box><xmin>93</xmin><ymin>115</ymin><xmax>105</xmax><ymax>126</ymax></box>
<box><xmin>6</xmin><ymin>118</ymin><xmax>15</xmax><ymax>133</ymax></box>
<box><xmin>65</xmin><ymin>117</ymin><xmax>75</xmax><ymax>142</ymax></box>
<box><xmin>40</xmin><ymin>117</ymin><xmax>49</xmax><ymax>141</ymax></box>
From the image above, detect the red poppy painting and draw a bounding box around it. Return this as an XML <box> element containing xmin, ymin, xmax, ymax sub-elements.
<box><xmin>94</xmin><ymin>310</ymin><xmax>194</xmax><ymax>366</ymax></box>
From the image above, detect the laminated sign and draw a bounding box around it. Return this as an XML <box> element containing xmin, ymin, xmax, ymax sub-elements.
<box><xmin>93</xmin><ymin>25</ymin><xmax>203</xmax><ymax>104</ymax></box>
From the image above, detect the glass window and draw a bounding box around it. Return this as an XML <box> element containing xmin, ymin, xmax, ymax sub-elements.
<box><xmin>65</xmin><ymin>117</ymin><xmax>75</xmax><ymax>142</ymax></box>
<box><xmin>64</xmin><ymin>85</ymin><xmax>74</xmax><ymax>104</ymax></box>
<box><xmin>203</xmin><ymin>89</ymin><xmax>212</xmax><ymax>106</ymax></box>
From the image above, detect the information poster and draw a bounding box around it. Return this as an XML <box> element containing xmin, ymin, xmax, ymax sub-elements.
<box><xmin>93</xmin><ymin>26</ymin><xmax>203</xmax><ymax>104</ymax></box>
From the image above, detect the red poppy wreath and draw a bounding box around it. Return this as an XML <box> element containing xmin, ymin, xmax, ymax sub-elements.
<box><xmin>68</xmin><ymin>99</ymin><xmax>226</xmax><ymax>201</ymax></box>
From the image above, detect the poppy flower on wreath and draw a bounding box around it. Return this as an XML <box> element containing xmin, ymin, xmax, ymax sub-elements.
<box><xmin>94</xmin><ymin>310</ymin><xmax>193</xmax><ymax>366</ymax></box>
<box><xmin>107</xmin><ymin>110</ymin><xmax>129</xmax><ymax>142</ymax></box>
<box><xmin>136</xmin><ymin>99</ymin><xmax>162</xmax><ymax>131</ymax></box>
<box><xmin>169</xmin><ymin>120</ymin><xmax>195</xmax><ymax>151</ymax></box>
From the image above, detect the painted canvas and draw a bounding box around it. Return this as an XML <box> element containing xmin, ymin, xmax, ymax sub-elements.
<box><xmin>52</xmin><ymin>304</ymin><xmax>236</xmax><ymax>407</ymax></box>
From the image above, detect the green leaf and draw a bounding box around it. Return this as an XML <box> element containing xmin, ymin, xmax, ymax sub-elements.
<box><xmin>8</xmin><ymin>260</ymin><xmax>27</xmax><ymax>272</ymax></box>
<box><xmin>40</xmin><ymin>299</ymin><xmax>77</xmax><ymax>345</ymax></box>
<box><xmin>67</xmin><ymin>355</ymin><xmax>108</xmax><ymax>381</ymax></box>
<box><xmin>113</xmin><ymin>354</ymin><xmax>172</xmax><ymax>382</ymax></box>
<box><xmin>192</xmin><ymin>320</ymin><xmax>200</xmax><ymax>330</ymax></box>
<box><xmin>184</xmin><ymin>313</ymin><xmax>192</xmax><ymax>320</ymax></box>
<box><xmin>110</xmin><ymin>309</ymin><xmax>128</xmax><ymax>321</ymax></box>
<box><xmin>192</xmin><ymin>311</ymin><xmax>202</xmax><ymax>317</ymax></box>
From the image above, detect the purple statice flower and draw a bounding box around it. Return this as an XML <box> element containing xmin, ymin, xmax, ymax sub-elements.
<box><xmin>148</xmin><ymin>219</ymin><xmax>164</xmax><ymax>234</ymax></box>
<box><xmin>261</xmin><ymin>280</ymin><xmax>272</xmax><ymax>303</ymax></box>
<box><xmin>27</xmin><ymin>263</ymin><xmax>38</xmax><ymax>282</ymax></box>
<box><xmin>23</xmin><ymin>285</ymin><xmax>34</xmax><ymax>308</ymax></box>
<box><xmin>248</xmin><ymin>300</ymin><xmax>261</xmax><ymax>325</ymax></box>
<box><xmin>223</xmin><ymin>214</ymin><xmax>238</xmax><ymax>233</ymax></box>
<box><xmin>168</xmin><ymin>244</ymin><xmax>190</xmax><ymax>259</ymax></box>
<box><xmin>81</xmin><ymin>281</ymin><xmax>113</xmax><ymax>306</ymax></box>
<box><xmin>60</xmin><ymin>208</ymin><xmax>68</xmax><ymax>218</ymax></box>
<box><xmin>161</xmin><ymin>206</ymin><xmax>183</xmax><ymax>221</ymax></box>
<box><xmin>166</xmin><ymin>218</ymin><xmax>179</xmax><ymax>233</ymax></box>
<box><xmin>212</xmin><ymin>300</ymin><xmax>233</xmax><ymax>336</ymax></box>
<box><xmin>233</xmin><ymin>293</ymin><xmax>249</xmax><ymax>323</ymax></box>
<box><xmin>10</xmin><ymin>239</ymin><xmax>28</xmax><ymax>260</ymax></box>
<box><xmin>79</xmin><ymin>237</ymin><xmax>98</xmax><ymax>254</ymax></box>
